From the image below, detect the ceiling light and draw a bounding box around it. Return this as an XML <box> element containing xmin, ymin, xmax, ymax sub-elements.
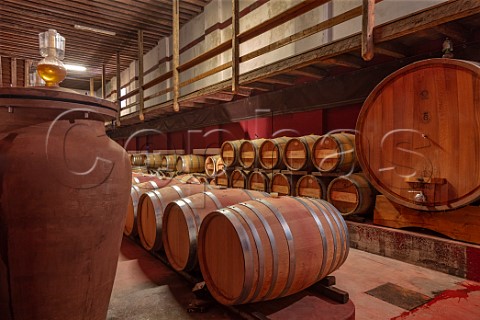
<box><xmin>65</xmin><ymin>64</ymin><xmax>87</xmax><ymax>72</ymax></box>
<box><xmin>74</xmin><ymin>24</ymin><xmax>116</xmax><ymax>36</ymax></box>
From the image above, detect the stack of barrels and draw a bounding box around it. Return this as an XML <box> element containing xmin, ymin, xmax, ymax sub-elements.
<box><xmin>218</xmin><ymin>134</ymin><xmax>376</xmax><ymax>216</ymax></box>
<box><xmin>127</xmin><ymin>168</ymin><xmax>350</xmax><ymax>306</ymax></box>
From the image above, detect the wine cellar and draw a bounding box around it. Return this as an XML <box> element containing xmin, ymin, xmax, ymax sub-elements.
<box><xmin>1</xmin><ymin>1</ymin><xmax>480</xmax><ymax>320</ymax></box>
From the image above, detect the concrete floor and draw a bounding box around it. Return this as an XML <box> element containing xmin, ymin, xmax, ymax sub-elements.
<box><xmin>108</xmin><ymin>237</ymin><xmax>480</xmax><ymax>320</ymax></box>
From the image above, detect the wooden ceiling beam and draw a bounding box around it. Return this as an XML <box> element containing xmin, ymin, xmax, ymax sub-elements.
<box><xmin>323</xmin><ymin>54</ymin><xmax>364</xmax><ymax>69</ymax></box>
<box><xmin>257</xmin><ymin>75</ymin><xmax>296</xmax><ymax>86</ymax></box>
<box><xmin>240</xmin><ymin>83</ymin><xmax>274</xmax><ymax>92</ymax></box>
<box><xmin>435</xmin><ymin>22</ymin><xmax>470</xmax><ymax>43</ymax></box>
<box><xmin>374</xmin><ymin>42</ymin><xmax>409</xmax><ymax>58</ymax></box>
<box><xmin>288</xmin><ymin>66</ymin><xmax>328</xmax><ymax>80</ymax></box>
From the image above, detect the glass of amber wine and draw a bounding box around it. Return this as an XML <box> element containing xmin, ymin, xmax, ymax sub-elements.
<box><xmin>37</xmin><ymin>29</ymin><xmax>66</xmax><ymax>87</ymax></box>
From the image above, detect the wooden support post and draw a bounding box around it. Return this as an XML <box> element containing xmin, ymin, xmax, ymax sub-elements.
<box><xmin>116</xmin><ymin>51</ymin><xmax>121</xmax><ymax>126</ymax></box>
<box><xmin>172</xmin><ymin>0</ymin><xmax>180</xmax><ymax>112</ymax></box>
<box><xmin>232</xmin><ymin>0</ymin><xmax>239</xmax><ymax>93</ymax></box>
<box><xmin>90</xmin><ymin>78</ymin><xmax>95</xmax><ymax>97</ymax></box>
<box><xmin>24</xmin><ymin>59</ymin><xmax>32</xmax><ymax>87</ymax></box>
<box><xmin>11</xmin><ymin>58</ymin><xmax>17</xmax><ymax>87</ymax></box>
<box><xmin>101</xmin><ymin>64</ymin><xmax>106</xmax><ymax>99</ymax></box>
<box><xmin>138</xmin><ymin>29</ymin><xmax>145</xmax><ymax>121</ymax></box>
<box><xmin>362</xmin><ymin>0</ymin><xmax>375</xmax><ymax>61</ymax></box>
<box><xmin>0</xmin><ymin>56</ymin><xmax>3</xmax><ymax>87</ymax></box>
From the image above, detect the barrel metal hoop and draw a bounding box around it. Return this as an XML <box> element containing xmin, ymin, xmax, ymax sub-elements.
<box><xmin>239</xmin><ymin>201</ymin><xmax>278</xmax><ymax>301</ymax></box>
<box><xmin>305</xmin><ymin>198</ymin><xmax>343</xmax><ymax>276</ymax></box>
<box><xmin>204</xmin><ymin>191</ymin><xmax>223</xmax><ymax>209</ymax></box>
<box><xmin>221</xmin><ymin>209</ymin><xmax>254</xmax><ymax>305</ymax></box>
<box><xmin>230</xmin><ymin>205</ymin><xmax>265</xmax><ymax>303</ymax></box>
<box><xmin>172</xmin><ymin>184</ymin><xmax>185</xmax><ymax>198</ymax></box>
<box><xmin>314</xmin><ymin>198</ymin><xmax>348</xmax><ymax>271</ymax></box>
<box><xmin>150</xmin><ymin>181</ymin><xmax>159</xmax><ymax>189</ymax></box>
<box><xmin>175</xmin><ymin>199</ymin><xmax>199</xmax><ymax>268</ymax></box>
<box><xmin>323</xmin><ymin>201</ymin><xmax>350</xmax><ymax>265</ymax></box>
<box><xmin>182</xmin><ymin>197</ymin><xmax>202</xmax><ymax>228</ymax></box>
<box><xmin>255</xmin><ymin>198</ymin><xmax>295</xmax><ymax>298</ymax></box>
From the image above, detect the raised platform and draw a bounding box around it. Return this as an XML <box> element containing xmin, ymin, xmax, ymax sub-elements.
<box><xmin>346</xmin><ymin>221</ymin><xmax>480</xmax><ymax>282</ymax></box>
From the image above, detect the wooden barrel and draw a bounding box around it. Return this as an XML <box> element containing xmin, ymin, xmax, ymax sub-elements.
<box><xmin>258</xmin><ymin>137</ymin><xmax>290</xmax><ymax>170</ymax></box>
<box><xmin>163</xmin><ymin>189</ymin><xmax>270</xmax><ymax>272</ymax></box>
<box><xmin>239</xmin><ymin>139</ymin><xmax>266</xmax><ymax>169</ymax></box>
<box><xmin>270</xmin><ymin>173</ymin><xmax>301</xmax><ymax>196</ymax></box>
<box><xmin>247</xmin><ymin>171</ymin><xmax>272</xmax><ymax>192</ymax></box>
<box><xmin>215</xmin><ymin>170</ymin><xmax>230</xmax><ymax>187</ymax></box>
<box><xmin>230</xmin><ymin>169</ymin><xmax>250</xmax><ymax>189</ymax></box>
<box><xmin>205</xmin><ymin>155</ymin><xmax>221</xmax><ymax>178</ymax></box>
<box><xmin>176</xmin><ymin>155</ymin><xmax>205</xmax><ymax>173</ymax></box>
<box><xmin>124</xmin><ymin>178</ymin><xmax>184</xmax><ymax>236</ymax></box>
<box><xmin>283</xmin><ymin>135</ymin><xmax>320</xmax><ymax>171</ymax></box>
<box><xmin>295</xmin><ymin>175</ymin><xmax>329</xmax><ymax>199</ymax></box>
<box><xmin>160</xmin><ymin>154</ymin><xmax>178</xmax><ymax>171</ymax></box>
<box><xmin>221</xmin><ymin>139</ymin><xmax>245</xmax><ymax>168</ymax></box>
<box><xmin>136</xmin><ymin>184</ymin><xmax>211</xmax><ymax>252</ymax></box>
<box><xmin>131</xmin><ymin>154</ymin><xmax>146</xmax><ymax>166</ymax></box>
<box><xmin>312</xmin><ymin>133</ymin><xmax>358</xmax><ymax>173</ymax></box>
<box><xmin>145</xmin><ymin>153</ymin><xmax>162</xmax><ymax>168</ymax></box>
<box><xmin>356</xmin><ymin>59</ymin><xmax>480</xmax><ymax>211</ymax></box>
<box><xmin>132</xmin><ymin>174</ymin><xmax>158</xmax><ymax>184</ymax></box>
<box><xmin>327</xmin><ymin>173</ymin><xmax>375</xmax><ymax>216</ymax></box>
<box><xmin>197</xmin><ymin>197</ymin><xmax>349</xmax><ymax>305</ymax></box>
<box><xmin>132</xmin><ymin>166</ymin><xmax>148</xmax><ymax>174</ymax></box>
<box><xmin>173</xmin><ymin>173</ymin><xmax>201</xmax><ymax>184</ymax></box>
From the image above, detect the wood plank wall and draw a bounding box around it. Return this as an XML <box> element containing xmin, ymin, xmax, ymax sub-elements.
<box><xmin>1</xmin><ymin>57</ymin><xmax>27</xmax><ymax>87</ymax></box>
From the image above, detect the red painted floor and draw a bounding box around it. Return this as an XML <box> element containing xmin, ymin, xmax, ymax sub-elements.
<box><xmin>109</xmin><ymin>237</ymin><xmax>480</xmax><ymax>320</ymax></box>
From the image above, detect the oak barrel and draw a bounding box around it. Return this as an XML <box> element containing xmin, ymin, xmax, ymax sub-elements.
<box><xmin>327</xmin><ymin>173</ymin><xmax>375</xmax><ymax>216</ymax></box>
<box><xmin>131</xmin><ymin>154</ymin><xmax>146</xmax><ymax>166</ymax></box>
<box><xmin>176</xmin><ymin>155</ymin><xmax>205</xmax><ymax>173</ymax></box>
<box><xmin>132</xmin><ymin>174</ymin><xmax>158</xmax><ymax>185</ymax></box>
<box><xmin>136</xmin><ymin>184</ymin><xmax>211</xmax><ymax>252</ymax></box>
<box><xmin>215</xmin><ymin>170</ymin><xmax>230</xmax><ymax>187</ymax></box>
<box><xmin>247</xmin><ymin>171</ymin><xmax>272</xmax><ymax>192</ymax></box>
<box><xmin>124</xmin><ymin>178</ymin><xmax>184</xmax><ymax>236</ymax></box>
<box><xmin>230</xmin><ymin>169</ymin><xmax>250</xmax><ymax>189</ymax></box>
<box><xmin>312</xmin><ymin>133</ymin><xmax>357</xmax><ymax>173</ymax></box>
<box><xmin>356</xmin><ymin>59</ymin><xmax>480</xmax><ymax>211</ymax></box>
<box><xmin>283</xmin><ymin>135</ymin><xmax>320</xmax><ymax>171</ymax></box>
<box><xmin>258</xmin><ymin>137</ymin><xmax>291</xmax><ymax>170</ymax></box>
<box><xmin>295</xmin><ymin>175</ymin><xmax>329</xmax><ymax>199</ymax></box>
<box><xmin>221</xmin><ymin>139</ymin><xmax>245</xmax><ymax>168</ymax></box>
<box><xmin>163</xmin><ymin>189</ymin><xmax>269</xmax><ymax>271</ymax></box>
<box><xmin>205</xmin><ymin>155</ymin><xmax>221</xmax><ymax>177</ymax></box>
<box><xmin>270</xmin><ymin>173</ymin><xmax>301</xmax><ymax>196</ymax></box>
<box><xmin>197</xmin><ymin>197</ymin><xmax>349</xmax><ymax>305</ymax></box>
<box><xmin>239</xmin><ymin>139</ymin><xmax>266</xmax><ymax>169</ymax></box>
<box><xmin>160</xmin><ymin>154</ymin><xmax>178</xmax><ymax>171</ymax></box>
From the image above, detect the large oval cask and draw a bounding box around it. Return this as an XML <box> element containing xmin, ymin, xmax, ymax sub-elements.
<box><xmin>356</xmin><ymin>59</ymin><xmax>480</xmax><ymax>211</ymax></box>
<box><xmin>197</xmin><ymin>197</ymin><xmax>349</xmax><ymax>305</ymax></box>
<box><xmin>163</xmin><ymin>189</ymin><xmax>269</xmax><ymax>271</ymax></box>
